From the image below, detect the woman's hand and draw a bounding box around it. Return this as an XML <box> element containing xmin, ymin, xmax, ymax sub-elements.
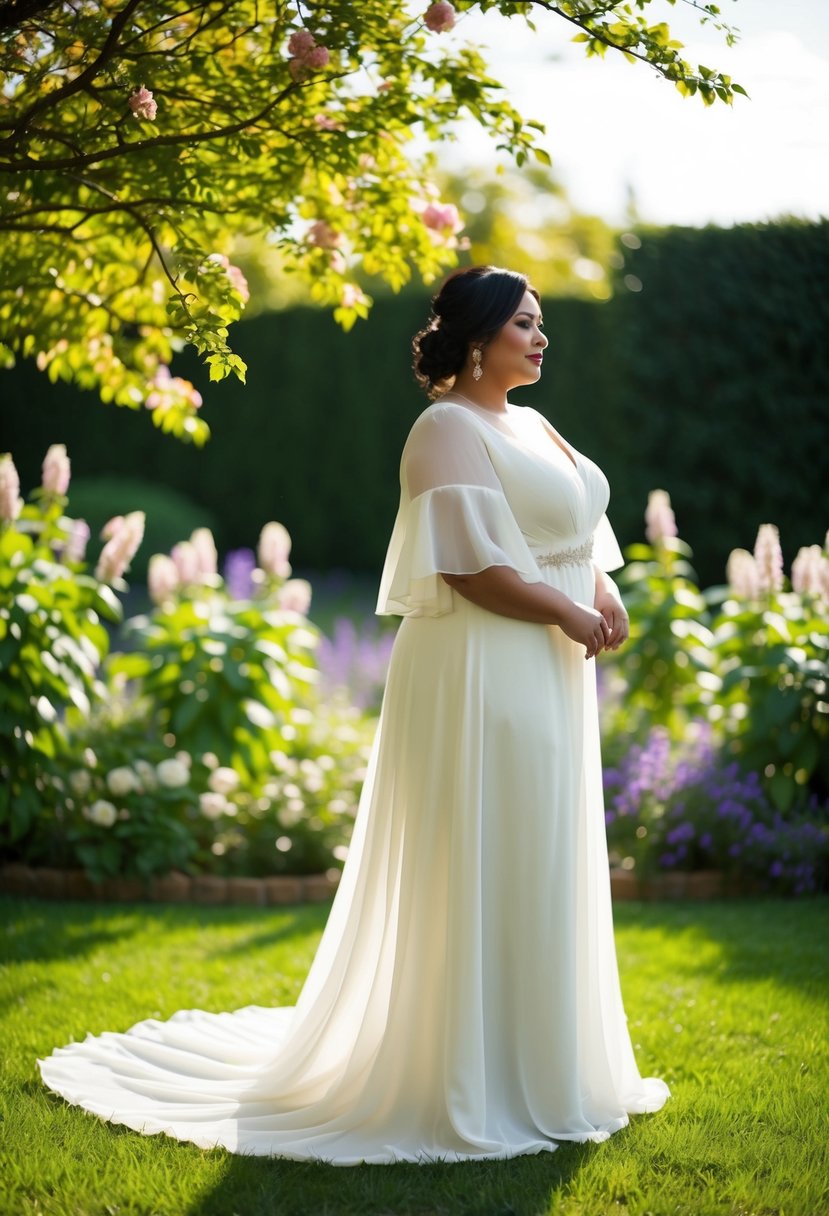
<box><xmin>593</xmin><ymin>575</ymin><xmax>629</xmax><ymax>652</ymax></box>
<box><xmin>558</xmin><ymin>600</ymin><xmax>612</xmax><ymax>660</ymax></box>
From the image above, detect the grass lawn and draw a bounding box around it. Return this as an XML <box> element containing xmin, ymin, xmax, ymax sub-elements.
<box><xmin>1</xmin><ymin>894</ymin><xmax>827</xmax><ymax>1216</ymax></box>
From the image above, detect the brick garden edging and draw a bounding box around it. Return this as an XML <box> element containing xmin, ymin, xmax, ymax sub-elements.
<box><xmin>0</xmin><ymin>863</ymin><xmax>340</xmax><ymax>905</ymax></box>
<box><xmin>0</xmin><ymin>862</ymin><xmax>761</xmax><ymax>905</ymax></box>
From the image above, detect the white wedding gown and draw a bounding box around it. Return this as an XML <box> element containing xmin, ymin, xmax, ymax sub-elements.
<box><xmin>38</xmin><ymin>399</ymin><xmax>670</xmax><ymax>1163</ymax></box>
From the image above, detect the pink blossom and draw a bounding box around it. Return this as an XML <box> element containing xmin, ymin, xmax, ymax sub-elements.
<box><xmin>288</xmin><ymin>58</ymin><xmax>310</xmax><ymax>83</ymax></box>
<box><xmin>170</xmin><ymin>540</ymin><xmax>200</xmax><ymax>585</ymax></box>
<box><xmin>329</xmin><ymin>250</ymin><xmax>346</xmax><ymax>274</ymax></box>
<box><xmin>422</xmin><ymin>201</ymin><xmax>463</xmax><ymax>234</ymax></box>
<box><xmin>314</xmin><ymin>113</ymin><xmax>342</xmax><ymax>131</ymax></box>
<box><xmin>307</xmin><ymin>220</ymin><xmax>343</xmax><ymax>250</ymax></box>
<box><xmin>148</xmin><ymin>554</ymin><xmax>180</xmax><ymax>605</ymax></box>
<box><xmin>753</xmin><ymin>523</ymin><xmax>784</xmax><ymax>594</ymax></box>
<box><xmin>258</xmin><ymin>521</ymin><xmax>292</xmax><ymax>578</ymax></box>
<box><xmin>41</xmin><ymin>443</ymin><xmax>70</xmax><ymax>496</ymax></box>
<box><xmin>145</xmin><ymin>366</ymin><xmax>202</xmax><ymax>413</ymax></box>
<box><xmin>377</xmin><ymin>79</ymin><xmax>394</xmax><ymax>93</ymax></box>
<box><xmin>0</xmin><ymin>454</ymin><xmax>23</xmax><ymax>522</ymax></box>
<box><xmin>304</xmin><ymin>45</ymin><xmax>329</xmax><ymax>69</ymax></box>
<box><xmin>95</xmin><ymin>511</ymin><xmax>145</xmax><ymax>583</ymax></box>
<box><xmin>280</xmin><ymin>578</ymin><xmax>312</xmax><ymax>615</ymax></box>
<box><xmin>287</xmin><ymin>29</ymin><xmax>316</xmax><ymax>58</ymax></box>
<box><xmin>726</xmin><ymin>548</ymin><xmax>760</xmax><ymax>599</ymax></box>
<box><xmin>64</xmin><ymin>518</ymin><xmax>90</xmax><ymax>563</ymax></box>
<box><xmin>791</xmin><ymin>544</ymin><xmax>828</xmax><ymax>598</ymax></box>
<box><xmin>644</xmin><ymin>489</ymin><xmax>678</xmax><ymax>545</ymax></box>
<box><xmin>100</xmin><ymin>514</ymin><xmax>125</xmax><ymax>541</ymax></box>
<box><xmin>424</xmin><ymin>2</ymin><xmax>456</xmax><ymax>33</ymax></box>
<box><xmin>341</xmin><ymin>283</ymin><xmax>368</xmax><ymax>309</ymax></box>
<box><xmin>226</xmin><ymin>263</ymin><xmax>249</xmax><ymax>304</ymax></box>
<box><xmin>190</xmin><ymin>527</ymin><xmax>217</xmax><ymax>578</ymax></box>
<box><xmin>128</xmin><ymin>86</ymin><xmax>157</xmax><ymax>121</ymax></box>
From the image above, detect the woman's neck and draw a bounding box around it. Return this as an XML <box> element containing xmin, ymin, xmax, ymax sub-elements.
<box><xmin>444</xmin><ymin>375</ymin><xmax>508</xmax><ymax>414</ymax></box>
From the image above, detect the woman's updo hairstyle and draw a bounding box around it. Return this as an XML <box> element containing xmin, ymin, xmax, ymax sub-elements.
<box><xmin>412</xmin><ymin>265</ymin><xmax>538</xmax><ymax>399</ymax></box>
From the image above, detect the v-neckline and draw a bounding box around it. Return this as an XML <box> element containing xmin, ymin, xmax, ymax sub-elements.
<box><xmin>439</xmin><ymin>399</ymin><xmax>581</xmax><ymax>472</ymax></box>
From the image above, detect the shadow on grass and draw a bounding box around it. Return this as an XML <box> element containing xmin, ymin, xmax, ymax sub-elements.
<box><xmin>613</xmin><ymin>897</ymin><xmax>829</xmax><ymax>998</ymax></box>
<box><xmin>187</xmin><ymin>1136</ymin><xmax>597</xmax><ymax>1216</ymax></box>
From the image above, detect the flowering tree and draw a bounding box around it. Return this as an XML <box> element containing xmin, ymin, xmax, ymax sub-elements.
<box><xmin>0</xmin><ymin>0</ymin><xmax>745</xmax><ymax>442</ymax></box>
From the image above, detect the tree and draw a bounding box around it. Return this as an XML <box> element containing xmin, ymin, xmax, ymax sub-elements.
<box><xmin>0</xmin><ymin>0</ymin><xmax>745</xmax><ymax>442</ymax></box>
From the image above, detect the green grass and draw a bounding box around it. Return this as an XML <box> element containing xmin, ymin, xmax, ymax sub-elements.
<box><xmin>2</xmin><ymin>895</ymin><xmax>828</xmax><ymax>1216</ymax></box>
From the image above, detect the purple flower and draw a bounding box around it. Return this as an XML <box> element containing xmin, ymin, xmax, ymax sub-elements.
<box><xmin>223</xmin><ymin>548</ymin><xmax>256</xmax><ymax>599</ymax></box>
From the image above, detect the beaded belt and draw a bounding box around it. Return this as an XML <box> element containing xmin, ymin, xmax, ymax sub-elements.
<box><xmin>535</xmin><ymin>538</ymin><xmax>594</xmax><ymax>569</ymax></box>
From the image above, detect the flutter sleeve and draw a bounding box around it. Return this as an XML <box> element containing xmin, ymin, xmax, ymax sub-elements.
<box><xmin>376</xmin><ymin>406</ymin><xmax>543</xmax><ymax>617</ymax></box>
<box><xmin>592</xmin><ymin>511</ymin><xmax>625</xmax><ymax>573</ymax></box>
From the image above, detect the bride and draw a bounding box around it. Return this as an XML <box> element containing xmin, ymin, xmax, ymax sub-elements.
<box><xmin>38</xmin><ymin>265</ymin><xmax>670</xmax><ymax>1164</ymax></box>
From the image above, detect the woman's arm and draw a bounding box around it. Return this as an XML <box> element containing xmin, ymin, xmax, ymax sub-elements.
<box><xmin>441</xmin><ymin>566</ymin><xmax>611</xmax><ymax>659</ymax></box>
<box><xmin>592</xmin><ymin>565</ymin><xmax>629</xmax><ymax>652</ymax></box>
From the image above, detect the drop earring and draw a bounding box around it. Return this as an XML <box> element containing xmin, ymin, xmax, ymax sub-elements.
<box><xmin>472</xmin><ymin>347</ymin><xmax>483</xmax><ymax>381</ymax></box>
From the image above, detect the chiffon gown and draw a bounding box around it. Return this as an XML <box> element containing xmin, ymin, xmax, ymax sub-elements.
<box><xmin>37</xmin><ymin>398</ymin><xmax>670</xmax><ymax>1164</ymax></box>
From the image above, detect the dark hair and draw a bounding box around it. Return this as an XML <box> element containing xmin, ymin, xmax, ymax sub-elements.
<box><xmin>412</xmin><ymin>265</ymin><xmax>539</xmax><ymax>399</ymax></box>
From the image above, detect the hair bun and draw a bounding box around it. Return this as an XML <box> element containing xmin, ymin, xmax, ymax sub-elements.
<box><xmin>412</xmin><ymin>322</ymin><xmax>467</xmax><ymax>397</ymax></box>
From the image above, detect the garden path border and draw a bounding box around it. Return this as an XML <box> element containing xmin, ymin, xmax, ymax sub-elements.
<box><xmin>0</xmin><ymin>864</ymin><xmax>764</xmax><ymax>905</ymax></box>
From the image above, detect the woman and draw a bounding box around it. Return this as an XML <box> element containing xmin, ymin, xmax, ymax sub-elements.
<box><xmin>38</xmin><ymin>265</ymin><xmax>670</xmax><ymax>1164</ymax></box>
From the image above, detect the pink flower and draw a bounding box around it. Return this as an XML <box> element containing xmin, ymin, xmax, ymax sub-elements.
<box><xmin>170</xmin><ymin>540</ymin><xmax>200</xmax><ymax>585</ymax></box>
<box><xmin>314</xmin><ymin>113</ymin><xmax>342</xmax><ymax>131</ymax></box>
<box><xmin>41</xmin><ymin>443</ymin><xmax>71</xmax><ymax>496</ymax></box>
<box><xmin>644</xmin><ymin>489</ymin><xmax>678</xmax><ymax>545</ymax></box>
<box><xmin>258</xmin><ymin>521</ymin><xmax>292</xmax><ymax>578</ymax></box>
<box><xmin>753</xmin><ymin>523</ymin><xmax>784</xmax><ymax>594</ymax></box>
<box><xmin>227</xmin><ymin>263</ymin><xmax>249</xmax><ymax>304</ymax></box>
<box><xmin>95</xmin><ymin>511</ymin><xmax>145</xmax><ymax>584</ymax></box>
<box><xmin>0</xmin><ymin>453</ymin><xmax>23</xmax><ymax>522</ymax></box>
<box><xmin>726</xmin><ymin>548</ymin><xmax>760</xmax><ymax>599</ymax></box>
<box><xmin>377</xmin><ymin>79</ymin><xmax>394</xmax><ymax>93</ymax></box>
<box><xmin>288</xmin><ymin>58</ymin><xmax>310</xmax><ymax>83</ymax></box>
<box><xmin>148</xmin><ymin>554</ymin><xmax>180</xmax><ymax>605</ymax></box>
<box><xmin>287</xmin><ymin>29</ymin><xmax>316</xmax><ymax>58</ymax></box>
<box><xmin>279</xmin><ymin>578</ymin><xmax>312</xmax><ymax>616</ymax></box>
<box><xmin>421</xmin><ymin>201</ymin><xmax>463</xmax><ymax>234</ymax></box>
<box><xmin>128</xmin><ymin>86</ymin><xmax>157</xmax><ymax>121</ymax></box>
<box><xmin>341</xmin><ymin>283</ymin><xmax>368</xmax><ymax>309</ymax></box>
<box><xmin>424</xmin><ymin>2</ymin><xmax>456</xmax><ymax>33</ymax></box>
<box><xmin>791</xmin><ymin>544</ymin><xmax>828</xmax><ymax>598</ymax></box>
<box><xmin>305</xmin><ymin>45</ymin><xmax>329</xmax><ymax>69</ymax></box>
<box><xmin>329</xmin><ymin>250</ymin><xmax>346</xmax><ymax>274</ymax></box>
<box><xmin>64</xmin><ymin>518</ymin><xmax>90</xmax><ymax>563</ymax></box>
<box><xmin>145</xmin><ymin>366</ymin><xmax>202</xmax><ymax>412</ymax></box>
<box><xmin>100</xmin><ymin>514</ymin><xmax>125</xmax><ymax>541</ymax></box>
<box><xmin>190</xmin><ymin>527</ymin><xmax>217</xmax><ymax>578</ymax></box>
<box><xmin>307</xmin><ymin>220</ymin><xmax>343</xmax><ymax>250</ymax></box>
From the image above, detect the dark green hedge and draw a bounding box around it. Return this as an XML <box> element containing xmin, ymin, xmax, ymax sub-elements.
<box><xmin>3</xmin><ymin>218</ymin><xmax>827</xmax><ymax>588</ymax></box>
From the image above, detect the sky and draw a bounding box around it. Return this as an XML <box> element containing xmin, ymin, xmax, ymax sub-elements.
<box><xmin>440</xmin><ymin>0</ymin><xmax>829</xmax><ymax>227</ymax></box>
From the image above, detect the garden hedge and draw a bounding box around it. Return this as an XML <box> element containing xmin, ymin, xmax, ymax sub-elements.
<box><xmin>3</xmin><ymin>218</ymin><xmax>827</xmax><ymax>587</ymax></box>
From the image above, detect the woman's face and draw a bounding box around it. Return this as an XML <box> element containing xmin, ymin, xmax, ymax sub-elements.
<box><xmin>479</xmin><ymin>290</ymin><xmax>547</xmax><ymax>388</ymax></box>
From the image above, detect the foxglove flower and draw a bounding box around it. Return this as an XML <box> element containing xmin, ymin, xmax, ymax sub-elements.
<box><xmin>258</xmin><ymin>521</ymin><xmax>292</xmax><ymax>578</ymax></box>
<box><xmin>148</xmin><ymin>554</ymin><xmax>180</xmax><ymax>605</ymax></box>
<box><xmin>644</xmin><ymin>489</ymin><xmax>678</xmax><ymax>545</ymax></box>
<box><xmin>41</xmin><ymin>443</ymin><xmax>70</xmax><ymax>495</ymax></box>
<box><xmin>753</xmin><ymin>523</ymin><xmax>784</xmax><ymax>594</ymax></box>
<box><xmin>726</xmin><ymin>548</ymin><xmax>760</xmax><ymax>599</ymax></box>
<box><xmin>0</xmin><ymin>454</ymin><xmax>23</xmax><ymax>522</ymax></box>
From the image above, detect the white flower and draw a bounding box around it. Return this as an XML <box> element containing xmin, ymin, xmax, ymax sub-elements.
<box><xmin>753</xmin><ymin>523</ymin><xmax>784</xmax><ymax>594</ymax></box>
<box><xmin>207</xmin><ymin>766</ymin><xmax>240</xmax><ymax>795</ymax></box>
<box><xmin>148</xmin><ymin>554</ymin><xmax>179</xmax><ymax>605</ymax></box>
<box><xmin>644</xmin><ymin>489</ymin><xmax>678</xmax><ymax>545</ymax></box>
<box><xmin>41</xmin><ymin>443</ymin><xmax>71</xmax><ymax>495</ymax></box>
<box><xmin>726</xmin><ymin>548</ymin><xmax>760</xmax><ymax>599</ymax></box>
<box><xmin>69</xmin><ymin>770</ymin><xmax>91</xmax><ymax>796</ymax></box>
<box><xmin>257</xmin><ymin>521</ymin><xmax>292</xmax><ymax>578</ymax></box>
<box><xmin>156</xmin><ymin>758</ymin><xmax>190</xmax><ymax>788</ymax></box>
<box><xmin>134</xmin><ymin>759</ymin><xmax>158</xmax><ymax>790</ymax></box>
<box><xmin>201</xmin><ymin>752</ymin><xmax>219</xmax><ymax>769</ymax></box>
<box><xmin>279</xmin><ymin>578</ymin><xmax>312</xmax><ymax>616</ymax></box>
<box><xmin>86</xmin><ymin>799</ymin><xmax>117</xmax><ymax>827</ymax></box>
<box><xmin>199</xmin><ymin>791</ymin><xmax>230</xmax><ymax>820</ymax></box>
<box><xmin>106</xmin><ymin>766</ymin><xmax>138</xmax><ymax>797</ymax></box>
<box><xmin>190</xmin><ymin>527</ymin><xmax>218</xmax><ymax>578</ymax></box>
<box><xmin>170</xmin><ymin>540</ymin><xmax>200</xmax><ymax>585</ymax></box>
<box><xmin>0</xmin><ymin>454</ymin><xmax>23</xmax><ymax>522</ymax></box>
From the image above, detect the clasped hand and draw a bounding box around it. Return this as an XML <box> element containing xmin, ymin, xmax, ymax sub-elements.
<box><xmin>559</xmin><ymin>585</ymin><xmax>629</xmax><ymax>660</ymax></box>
